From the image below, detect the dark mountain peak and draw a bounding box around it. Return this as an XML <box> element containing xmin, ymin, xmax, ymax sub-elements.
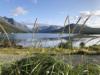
<box><xmin>0</xmin><ymin>16</ymin><xmax>31</xmax><ymax>32</ymax></box>
<box><xmin>65</xmin><ymin>23</ymin><xmax>90</xmax><ymax>29</ymax></box>
<box><xmin>65</xmin><ymin>23</ymin><xmax>76</xmax><ymax>28</ymax></box>
<box><xmin>52</xmin><ymin>23</ymin><xmax>100</xmax><ymax>34</ymax></box>
<box><xmin>3</xmin><ymin>17</ymin><xmax>15</xmax><ymax>25</ymax></box>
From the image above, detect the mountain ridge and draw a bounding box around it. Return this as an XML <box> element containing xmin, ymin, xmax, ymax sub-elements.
<box><xmin>0</xmin><ymin>16</ymin><xmax>31</xmax><ymax>33</ymax></box>
<box><xmin>51</xmin><ymin>23</ymin><xmax>100</xmax><ymax>34</ymax></box>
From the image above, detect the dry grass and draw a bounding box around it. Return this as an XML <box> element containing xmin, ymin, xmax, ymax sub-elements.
<box><xmin>0</xmin><ymin>47</ymin><xmax>99</xmax><ymax>55</ymax></box>
<box><xmin>0</xmin><ymin>48</ymin><xmax>69</xmax><ymax>55</ymax></box>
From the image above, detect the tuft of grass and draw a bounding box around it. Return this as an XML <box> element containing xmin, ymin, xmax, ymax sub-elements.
<box><xmin>1</xmin><ymin>54</ymin><xmax>100</xmax><ymax>75</ymax></box>
<box><xmin>69</xmin><ymin>63</ymin><xmax>100</xmax><ymax>75</ymax></box>
<box><xmin>89</xmin><ymin>45</ymin><xmax>100</xmax><ymax>51</ymax></box>
<box><xmin>1</xmin><ymin>54</ymin><xmax>70</xmax><ymax>75</ymax></box>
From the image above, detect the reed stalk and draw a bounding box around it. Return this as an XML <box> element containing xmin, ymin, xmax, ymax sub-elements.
<box><xmin>32</xmin><ymin>18</ymin><xmax>39</xmax><ymax>48</ymax></box>
<box><xmin>72</xmin><ymin>16</ymin><xmax>82</xmax><ymax>33</ymax></box>
<box><xmin>78</xmin><ymin>15</ymin><xmax>91</xmax><ymax>34</ymax></box>
<box><xmin>0</xmin><ymin>24</ymin><xmax>12</xmax><ymax>47</ymax></box>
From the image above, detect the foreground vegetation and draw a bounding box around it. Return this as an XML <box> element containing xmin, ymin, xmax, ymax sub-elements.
<box><xmin>0</xmin><ymin>12</ymin><xmax>100</xmax><ymax>75</ymax></box>
<box><xmin>0</xmin><ymin>40</ymin><xmax>100</xmax><ymax>75</ymax></box>
<box><xmin>0</xmin><ymin>54</ymin><xmax>100</xmax><ymax>75</ymax></box>
<box><xmin>0</xmin><ymin>45</ymin><xmax>100</xmax><ymax>55</ymax></box>
<box><xmin>0</xmin><ymin>46</ymin><xmax>100</xmax><ymax>75</ymax></box>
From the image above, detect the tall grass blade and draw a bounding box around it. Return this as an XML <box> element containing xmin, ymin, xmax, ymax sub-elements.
<box><xmin>72</xmin><ymin>16</ymin><xmax>82</xmax><ymax>33</ymax></box>
<box><xmin>0</xmin><ymin>24</ymin><xmax>12</xmax><ymax>46</ymax></box>
<box><xmin>32</xmin><ymin>18</ymin><xmax>39</xmax><ymax>48</ymax></box>
<box><xmin>78</xmin><ymin>15</ymin><xmax>91</xmax><ymax>34</ymax></box>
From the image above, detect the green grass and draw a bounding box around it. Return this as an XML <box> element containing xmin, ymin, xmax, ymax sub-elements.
<box><xmin>0</xmin><ymin>47</ymin><xmax>100</xmax><ymax>55</ymax></box>
<box><xmin>89</xmin><ymin>45</ymin><xmax>100</xmax><ymax>51</ymax></box>
<box><xmin>1</xmin><ymin>54</ymin><xmax>70</xmax><ymax>75</ymax></box>
<box><xmin>0</xmin><ymin>45</ymin><xmax>100</xmax><ymax>75</ymax></box>
<box><xmin>69</xmin><ymin>63</ymin><xmax>100</xmax><ymax>75</ymax></box>
<box><xmin>0</xmin><ymin>54</ymin><xmax>100</xmax><ymax>75</ymax></box>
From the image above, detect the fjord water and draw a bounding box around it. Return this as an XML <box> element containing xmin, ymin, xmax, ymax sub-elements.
<box><xmin>10</xmin><ymin>33</ymin><xmax>100</xmax><ymax>47</ymax></box>
<box><xmin>0</xmin><ymin>33</ymin><xmax>100</xmax><ymax>64</ymax></box>
<box><xmin>13</xmin><ymin>33</ymin><xmax>68</xmax><ymax>47</ymax></box>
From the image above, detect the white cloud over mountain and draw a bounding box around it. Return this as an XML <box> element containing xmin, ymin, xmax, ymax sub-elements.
<box><xmin>79</xmin><ymin>10</ymin><xmax>100</xmax><ymax>28</ymax></box>
<box><xmin>12</xmin><ymin>6</ymin><xmax>28</xmax><ymax>16</ymax></box>
<box><xmin>80</xmin><ymin>10</ymin><xmax>100</xmax><ymax>16</ymax></box>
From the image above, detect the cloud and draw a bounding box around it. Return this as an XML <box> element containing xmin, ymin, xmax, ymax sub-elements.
<box><xmin>80</xmin><ymin>11</ymin><xmax>91</xmax><ymax>16</ymax></box>
<box><xmin>93</xmin><ymin>10</ymin><xmax>100</xmax><ymax>16</ymax></box>
<box><xmin>86</xmin><ymin>17</ymin><xmax>100</xmax><ymax>28</ymax></box>
<box><xmin>79</xmin><ymin>10</ymin><xmax>100</xmax><ymax>28</ymax></box>
<box><xmin>80</xmin><ymin>10</ymin><xmax>100</xmax><ymax>16</ymax></box>
<box><xmin>12</xmin><ymin>6</ymin><xmax>28</xmax><ymax>16</ymax></box>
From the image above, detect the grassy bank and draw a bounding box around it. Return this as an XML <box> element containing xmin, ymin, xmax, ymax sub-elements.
<box><xmin>0</xmin><ymin>47</ymin><xmax>100</xmax><ymax>75</ymax></box>
<box><xmin>0</xmin><ymin>54</ymin><xmax>100</xmax><ymax>75</ymax></box>
<box><xmin>0</xmin><ymin>47</ymin><xmax>100</xmax><ymax>55</ymax></box>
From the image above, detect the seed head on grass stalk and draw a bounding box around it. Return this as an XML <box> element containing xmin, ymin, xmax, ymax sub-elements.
<box><xmin>78</xmin><ymin>15</ymin><xmax>91</xmax><ymax>34</ymax></box>
<box><xmin>58</xmin><ymin>16</ymin><xmax>73</xmax><ymax>49</ymax></box>
<box><xmin>58</xmin><ymin>16</ymin><xmax>69</xmax><ymax>49</ymax></box>
<box><xmin>32</xmin><ymin>18</ymin><xmax>39</xmax><ymax>48</ymax></box>
<box><xmin>72</xmin><ymin>15</ymin><xmax>91</xmax><ymax>43</ymax></box>
<box><xmin>72</xmin><ymin>16</ymin><xmax>82</xmax><ymax>33</ymax></box>
<box><xmin>78</xmin><ymin>15</ymin><xmax>92</xmax><ymax>75</ymax></box>
<box><xmin>69</xmin><ymin>63</ymin><xmax>100</xmax><ymax>75</ymax></box>
<box><xmin>0</xmin><ymin>24</ymin><xmax>12</xmax><ymax>47</ymax></box>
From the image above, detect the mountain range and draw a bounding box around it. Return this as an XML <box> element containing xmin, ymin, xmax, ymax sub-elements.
<box><xmin>0</xmin><ymin>16</ymin><xmax>100</xmax><ymax>34</ymax></box>
<box><xmin>36</xmin><ymin>24</ymin><xmax>61</xmax><ymax>33</ymax></box>
<box><xmin>32</xmin><ymin>23</ymin><xmax>100</xmax><ymax>34</ymax></box>
<box><xmin>0</xmin><ymin>16</ymin><xmax>31</xmax><ymax>33</ymax></box>
<box><xmin>51</xmin><ymin>24</ymin><xmax>100</xmax><ymax>34</ymax></box>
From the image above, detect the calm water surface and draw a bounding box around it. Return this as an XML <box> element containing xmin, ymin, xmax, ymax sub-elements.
<box><xmin>1</xmin><ymin>33</ymin><xmax>100</xmax><ymax>47</ymax></box>
<box><xmin>12</xmin><ymin>33</ymin><xmax>69</xmax><ymax>47</ymax></box>
<box><xmin>0</xmin><ymin>33</ymin><xmax>100</xmax><ymax>64</ymax></box>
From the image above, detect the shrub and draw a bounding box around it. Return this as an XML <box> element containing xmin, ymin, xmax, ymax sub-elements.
<box><xmin>89</xmin><ymin>45</ymin><xmax>100</xmax><ymax>51</ymax></box>
<box><xmin>80</xmin><ymin>42</ymin><xmax>85</xmax><ymax>48</ymax></box>
<box><xmin>58</xmin><ymin>41</ymin><xmax>73</xmax><ymax>49</ymax></box>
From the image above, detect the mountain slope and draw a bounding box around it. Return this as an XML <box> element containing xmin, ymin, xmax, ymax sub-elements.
<box><xmin>32</xmin><ymin>24</ymin><xmax>62</xmax><ymax>33</ymax></box>
<box><xmin>52</xmin><ymin>24</ymin><xmax>100</xmax><ymax>34</ymax></box>
<box><xmin>38</xmin><ymin>25</ymin><xmax>61</xmax><ymax>33</ymax></box>
<box><xmin>3</xmin><ymin>17</ymin><xmax>31</xmax><ymax>32</ymax></box>
<box><xmin>0</xmin><ymin>16</ymin><xmax>30</xmax><ymax>33</ymax></box>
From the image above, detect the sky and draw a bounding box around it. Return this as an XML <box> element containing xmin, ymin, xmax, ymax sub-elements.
<box><xmin>0</xmin><ymin>0</ymin><xmax>100</xmax><ymax>28</ymax></box>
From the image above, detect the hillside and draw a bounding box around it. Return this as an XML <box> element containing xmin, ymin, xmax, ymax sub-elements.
<box><xmin>52</xmin><ymin>24</ymin><xmax>100</xmax><ymax>34</ymax></box>
<box><xmin>38</xmin><ymin>25</ymin><xmax>61</xmax><ymax>33</ymax></box>
<box><xmin>0</xmin><ymin>16</ymin><xmax>31</xmax><ymax>33</ymax></box>
<box><xmin>32</xmin><ymin>24</ymin><xmax>62</xmax><ymax>33</ymax></box>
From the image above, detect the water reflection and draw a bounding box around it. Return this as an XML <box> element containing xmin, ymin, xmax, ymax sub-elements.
<box><xmin>0</xmin><ymin>33</ymin><xmax>100</xmax><ymax>47</ymax></box>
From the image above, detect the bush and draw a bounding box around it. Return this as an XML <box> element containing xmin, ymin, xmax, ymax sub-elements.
<box><xmin>80</xmin><ymin>42</ymin><xmax>85</xmax><ymax>48</ymax></box>
<box><xmin>89</xmin><ymin>45</ymin><xmax>100</xmax><ymax>51</ymax></box>
<box><xmin>58</xmin><ymin>41</ymin><xmax>73</xmax><ymax>49</ymax></box>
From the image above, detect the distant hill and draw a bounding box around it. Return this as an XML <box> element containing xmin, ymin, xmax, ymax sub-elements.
<box><xmin>51</xmin><ymin>24</ymin><xmax>100</xmax><ymax>34</ymax></box>
<box><xmin>31</xmin><ymin>23</ymin><xmax>100</xmax><ymax>34</ymax></box>
<box><xmin>32</xmin><ymin>24</ymin><xmax>62</xmax><ymax>33</ymax></box>
<box><xmin>0</xmin><ymin>16</ymin><xmax>31</xmax><ymax>33</ymax></box>
<box><xmin>38</xmin><ymin>25</ymin><xmax>61</xmax><ymax>33</ymax></box>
